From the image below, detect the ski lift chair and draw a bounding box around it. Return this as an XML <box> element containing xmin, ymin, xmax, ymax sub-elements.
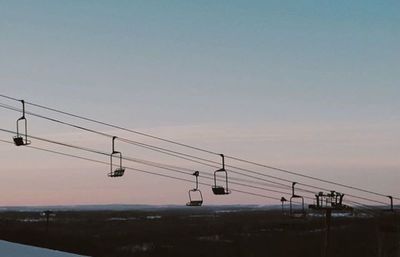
<box><xmin>13</xmin><ymin>100</ymin><xmax>31</xmax><ymax>146</ymax></box>
<box><xmin>289</xmin><ymin>182</ymin><xmax>305</xmax><ymax>217</ymax></box>
<box><xmin>108</xmin><ymin>136</ymin><xmax>125</xmax><ymax>178</ymax></box>
<box><xmin>186</xmin><ymin>171</ymin><xmax>203</xmax><ymax>206</ymax></box>
<box><xmin>211</xmin><ymin>154</ymin><xmax>231</xmax><ymax>195</ymax></box>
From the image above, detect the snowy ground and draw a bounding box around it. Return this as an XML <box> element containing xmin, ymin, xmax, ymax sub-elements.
<box><xmin>0</xmin><ymin>240</ymin><xmax>87</xmax><ymax>257</ymax></box>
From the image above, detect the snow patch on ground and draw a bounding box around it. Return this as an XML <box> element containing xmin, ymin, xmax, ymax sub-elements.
<box><xmin>0</xmin><ymin>240</ymin><xmax>88</xmax><ymax>257</ymax></box>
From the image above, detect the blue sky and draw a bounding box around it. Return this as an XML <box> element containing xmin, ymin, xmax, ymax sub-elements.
<box><xmin>0</xmin><ymin>1</ymin><xmax>399</xmax><ymax>205</ymax></box>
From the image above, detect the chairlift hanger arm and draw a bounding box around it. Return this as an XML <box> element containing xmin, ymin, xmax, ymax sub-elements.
<box><xmin>388</xmin><ymin>196</ymin><xmax>394</xmax><ymax>211</ymax></box>
<box><xmin>18</xmin><ymin>100</ymin><xmax>25</xmax><ymax>119</ymax></box>
<box><xmin>112</xmin><ymin>136</ymin><xmax>118</xmax><ymax>153</ymax></box>
<box><xmin>292</xmin><ymin>182</ymin><xmax>297</xmax><ymax>197</ymax></box>
<box><xmin>193</xmin><ymin>171</ymin><xmax>200</xmax><ymax>190</ymax></box>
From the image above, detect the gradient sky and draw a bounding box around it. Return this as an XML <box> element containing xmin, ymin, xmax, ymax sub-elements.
<box><xmin>0</xmin><ymin>0</ymin><xmax>399</xmax><ymax>206</ymax></box>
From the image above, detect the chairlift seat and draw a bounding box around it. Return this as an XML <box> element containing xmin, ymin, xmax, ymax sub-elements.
<box><xmin>13</xmin><ymin>137</ymin><xmax>24</xmax><ymax>146</ymax></box>
<box><xmin>108</xmin><ymin>168</ymin><xmax>125</xmax><ymax>177</ymax></box>
<box><xmin>212</xmin><ymin>186</ymin><xmax>230</xmax><ymax>195</ymax></box>
<box><xmin>212</xmin><ymin>186</ymin><xmax>225</xmax><ymax>195</ymax></box>
<box><xmin>186</xmin><ymin>200</ymin><xmax>203</xmax><ymax>207</ymax></box>
<box><xmin>13</xmin><ymin>136</ymin><xmax>30</xmax><ymax>146</ymax></box>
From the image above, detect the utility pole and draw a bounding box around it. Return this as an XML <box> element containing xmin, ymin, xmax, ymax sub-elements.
<box><xmin>41</xmin><ymin>210</ymin><xmax>55</xmax><ymax>237</ymax></box>
<box><xmin>280</xmin><ymin>197</ymin><xmax>287</xmax><ymax>215</ymax></box>
<box><xmin>324</xmin><ymin>209</ymin><xmax>332</xmax><ymax>257</ymax></box>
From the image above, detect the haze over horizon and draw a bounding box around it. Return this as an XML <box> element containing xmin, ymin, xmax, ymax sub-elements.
<box><xmin>0</xmin><ymin>1</ymin><xmax>399</xmax><ymax>206</ymax></box>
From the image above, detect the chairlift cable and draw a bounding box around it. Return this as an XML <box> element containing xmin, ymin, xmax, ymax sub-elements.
<box><xmin>0</xmin><ymin>102</ymin><xmax>305</xmax><ymax>192</ymax></box>
<box><xmin>0</xmin><ymin>130</ymin><xmax>305</xmax><ymax>198</ymax></box>
<box><xmin>0</xmin><ymin>139</ymin><xmax>385</xmax><ymax>212</ymax></box>
<box><xmin>0</xmin><ymin>104</ymin><xmax>340</xmax><ymax>193</ymax></box>
<box><xmin>0</xmin><ymin>128</ymin><xmax>295</xmax><ymax>198</ymax></box>
<box><xmin>0</xmin><ymin>103</ymin><xmax>324</xmax><ymax>192</ymax></box>
<box><xmin>1</xmin><ymin>94</ymin><xmax>394</xmax><ymax>201</ymax></box>
<box><xmin>0</xmin><ymin>96</ymin><xmax>395</xmax><ymax>203</ymax></box>
<box><xmin>224</xmin><ymin>155</ymin><xmax>394</xmax><ymax>200</ymax></box>
<box><xmin>0</xmin><ymin>94</ymin><xmax>219</xmax><ymax>155</ymax></box>
<box><xmin>0</xmin><ymin>105</ymin><xmax>391</xmax><ymax>207</ymax></box>
<box><xmin>0</xmin><ymin>138</ymin><xmax>378</xmax><ymax>211</ymax></box>
<box><xmin>0</xmin><ymin>139</ymin><xmax>280</xmax><ymax>201</ymax></box>
<box><xmin>0</xmin><ymin>127</ymin><xmax>388</xmax><ymax>207</ymax></box>
<box><xmin>0</xmin><ymin>124</ymin><xmax>391</xmax><ymax>206</ymax></box>
<box><xmin>0</xmin><ymin>98</ymin><xmax>398</xmax><ymax>203</ymax></box>
<box><xmin>0</xmin><ymin>100</ymin><xmax>395</xmax><ymax>204</ymax></box>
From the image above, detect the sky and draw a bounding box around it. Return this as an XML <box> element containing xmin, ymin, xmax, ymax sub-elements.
<box><xmin>0</xmin><ymin>0</ymin><xmax>399</xmax><ymax>206</ymax></box>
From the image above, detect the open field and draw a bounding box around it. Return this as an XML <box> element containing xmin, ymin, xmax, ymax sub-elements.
<box><xmin>0</xmin><ymin>207</ymin><xmax>399</xmax><ymax>257</ymax></box>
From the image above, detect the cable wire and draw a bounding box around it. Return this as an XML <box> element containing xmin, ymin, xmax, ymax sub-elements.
<box><xmin>0</xmin><ymin>139</ymin><xmax>281</xmax><ymax>201</ymax></box>
<box><xmin>0</xmin><ymin>102</ymin><xmax>393</xmax><ymax>206</ymax></box>
<box><xmin>0</xmin><ymin>127</ymin><xmax>388</xmax><ymax>207</ymax></box>
<box><xmin>0</xmin><ymin>93</ymin><xmax>395</xmax><ymax>202</ymax></box>
<box><xmin>0</xmin><ymin>139</ymin><xmax>382</xmax><ymax>216</ymax></box>
<box><xmin>0</xmin><ymin>128</ymin><xmax>299</xmax><ymax>199</ymax></box>
<box><xmin>0</xmin><ymin>138</ymin><xmax>379</xmax><ymax>212</ymax></box>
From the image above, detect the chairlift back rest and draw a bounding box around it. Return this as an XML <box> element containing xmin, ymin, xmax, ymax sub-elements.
<box><xmin>16</xmin><ymin>116</ymin><xmax>28</xmax><ymax>133</ymax></box>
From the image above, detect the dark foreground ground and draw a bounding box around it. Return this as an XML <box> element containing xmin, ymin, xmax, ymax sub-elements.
<box><xmin>0</xmin><ymin>207</ymin><xmax>399</xmax><ymax>257</ymax></box>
